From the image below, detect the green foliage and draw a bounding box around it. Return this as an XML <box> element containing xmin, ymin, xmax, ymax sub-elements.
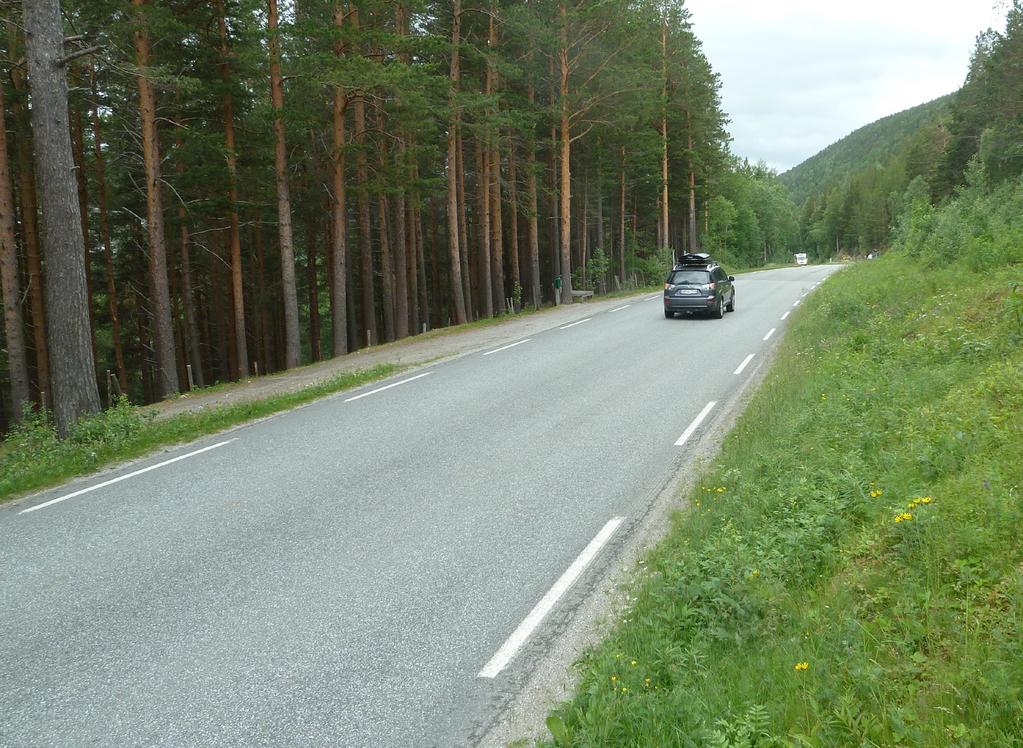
<box><xmin>894</xmin><ymin>163</ymin><xmax>1023</xmax><ymax>270</ymax></box>
<box><xmin>538</xmin><ymin>249</ymin><xmax>1023</xmax><ymax>745</ymax></box>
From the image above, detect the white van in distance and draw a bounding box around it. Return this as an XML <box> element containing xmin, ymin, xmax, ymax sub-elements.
<box><xmin>794</xmin><ymin>253</ymin><xmax>808</xmax><ymax>266</ymax></box>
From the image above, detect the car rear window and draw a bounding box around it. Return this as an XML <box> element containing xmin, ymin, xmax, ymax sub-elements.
<box><xmin>668</xmin><ymin>269</ymin><xmax>710</xmax><ymax>285</ymax></box>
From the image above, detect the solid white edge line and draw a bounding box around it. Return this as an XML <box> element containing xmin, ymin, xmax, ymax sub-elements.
<box><xmin>344</xmin><ymin>372</ymin><xmax>433</xmax><ymax>402</ymax></box>
<box><xmin>609</xmin><ymin>304</ymin><xmax>631</xmax><ymax>313</ymax></box>
<box><xmin>20</xmin><ymin>439</ymin><xmax>238</xmax><ymax>515</ymax></box>
<box><xmin>482</xmin><ymin>339</ymin><xmax>532</xmax><ymax>356</ymax></box>
<box><xmin>733</xmin><ymin>353</ymin><xmax>755</xmax><ymax>375</ymax></box>
<box><xmin>478</xmin><ymin>516</ymin><xmax>626</xmax><ymax>679</ymax></box>
<box><xmin>646</xmin><ymin>295</ymin><xmax>660</xmax><ymax>301</ymax></box>
<box><xmin>559</xmin><ymin>318</ymin><xmax>591</xmax><ymax>330</ymax></box>
<box><xmin>763</xmin><ymin>327</ymin><xmax>776</xmax><ymax>341</ymax></box>
<box><xmin>674</xmin><ymin>401</ymin><xmax>716</xmax><ymax>447</ymax></box>
<box><xmin>781</xmin><ymin>311</ymin><xmax>790</xmax><ymax>320</ymax></box>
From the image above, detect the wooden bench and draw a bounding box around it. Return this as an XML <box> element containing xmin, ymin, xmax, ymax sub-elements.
<box><xmin>571</xmin><ymin>290</ymin><xmax>594</xmax><ymax>302</ymax></box>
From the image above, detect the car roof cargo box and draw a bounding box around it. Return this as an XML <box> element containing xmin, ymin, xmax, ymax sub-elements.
<box><xmin>674</xmin><ymin>252</ymin><xmax>713</xmax><ymax>268</ymax></box>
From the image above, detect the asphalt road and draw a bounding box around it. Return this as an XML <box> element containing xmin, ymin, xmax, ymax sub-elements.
<box><xmin>0</xmin><ymin>264</ymin><xmax>840</xmax><ymax>747</ymax></box>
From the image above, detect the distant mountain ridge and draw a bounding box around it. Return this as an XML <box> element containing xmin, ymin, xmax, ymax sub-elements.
<box><xmin>780</xmin><ymin>95</ymin><xmax>953</xmax><ymax>204</ymax></box>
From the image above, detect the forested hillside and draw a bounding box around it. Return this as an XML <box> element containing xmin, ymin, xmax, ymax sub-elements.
<box><xmin>1</xmin><ymin>0</ymin><xmax>760</xmax><ymax>435</ymax></box>
<box><xmin>780</xmin><ymin>95</ymin><xmax>951</xmax><ymax>205</ymax></box>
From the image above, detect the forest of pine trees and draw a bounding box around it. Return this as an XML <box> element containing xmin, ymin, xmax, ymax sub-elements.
<box><xmin>0</xmin><ymin>0</ymin><xmax>744</xmax><ymax>435</ymax></box>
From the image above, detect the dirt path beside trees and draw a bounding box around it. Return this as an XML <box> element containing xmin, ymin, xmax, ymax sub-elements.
<box><xmin>145</xmin><ymin>293</ymin><xmax>652</xmax><ymax>421</ymax></box>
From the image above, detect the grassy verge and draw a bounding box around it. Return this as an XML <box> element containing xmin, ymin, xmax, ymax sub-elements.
<box><xmin>542</xmin><ymin>253</ymin><xmax>1023</xmax><ymax>746</ymax></box>
<box><xmin>0</xmin><ymin>363</ymin><xmax>400</xmax><ymax>503</ymax></box>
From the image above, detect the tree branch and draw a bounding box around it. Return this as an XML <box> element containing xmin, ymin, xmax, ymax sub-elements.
<box><xmin>58</xmin><ymin>45</ymin><xmax>103</xmax><ymax>66</ymax></box>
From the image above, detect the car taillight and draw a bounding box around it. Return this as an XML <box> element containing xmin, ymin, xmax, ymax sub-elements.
<box><xmin>664</xmin><ymin>283</ymin><xmax>671</xmax><ymax>290</ymax></box>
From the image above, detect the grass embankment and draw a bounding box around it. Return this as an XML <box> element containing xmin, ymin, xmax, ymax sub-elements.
<box><xmin>0</xmin><ymin>363</ymin><xmax>399</xmax><ymax>503</ymax></box>
<box><xmin>544</xmin><ymin>254</ymin><xmax>1023</xmax><ymax>746</ymax></box>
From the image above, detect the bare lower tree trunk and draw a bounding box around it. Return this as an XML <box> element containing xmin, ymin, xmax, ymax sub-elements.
<box><xmin>456</xmin><ymin>127</ymin><xmax>472</xmax><ymax>318</ymax></box>
<box><xmin>508</xmin><ymin>143</ymin><xmax>520</xmax><ymax>301</ymax></box>
<box><xmin>9</xmin><ymin>39</ymin><xmax>50</xmax><ymax>409</ymax></box>
<box><xmin>406</xmin><ymin>193</ymin><xmax>419</xmax><ymax>333</ymax></box>
<box><xmin>687</xmin><ymin>115</ymin><xmax>698</xmax><ymax>251</ymax></box>
<box><xmin>489</xmin><ymin>142</ymin><xmax>504</xmax><ymax>311</ymax></box>
<box><xmin>353</xmin><ymin>100</ymin><xmax>376</xmax><ymax>345</ymax></box>
<box><xmin>525</xmin><ymin>141</ymin><xmax>541</xmax><ymax>308</ymax></box>
<box><xmin>474</xmin><ymin>137</ymin><xmax>493</xmax><ymax>317</ymax></box>
<box><xmin>268</xmin><ymin>0</ymin><xmax>301</xmax><ymax>368</ymax></box>
<box><xmin>0</xmin><ymin>83</ymin><xmax>30</xmax><ymax>417</ymax></box>
<box><xmin>619</xmin><ymin>148</ymin><xmax>626</xmax><ymax>282</ymax></box>
<box><xmin>69</xmin><ymin>102</ymin><xmax>96</xmax><ymax>358</ymax></box>
<box><xmin>377</xmin><ymin>190</ymin><xmax>396</xmax><ymax>343</ymax></box>
<box><xmin>24</xmin><ymin>0</ymin><xmax>101</xmax><ymax>434</ymax></box>
<box><xmin>393</xmin><ymin>188</ymin><xmax>409</xmax><ymax>339</ymax></box>
<box><xmin>132</xmin><ymin>0</ymin><xmax>179</xmax><ymax>398</ymax></box>
<box><xmin>91</xmin><ymin>69</ymin><xmax>129</xmax><ymax>393</ymax></box>
<box><xmin>216</xmin><ymin>0</ymin><xmax>249</xmax><ymax>377</ymax></box>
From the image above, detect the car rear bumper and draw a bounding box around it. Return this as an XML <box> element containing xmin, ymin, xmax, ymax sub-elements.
<box><xmin>664</xmin><ymin>294</ymin><xmax>717</xmax><ymax>312</ymax></box>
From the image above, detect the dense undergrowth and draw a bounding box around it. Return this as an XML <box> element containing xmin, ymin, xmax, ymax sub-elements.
<box><xmin>541</xmin><ymin>177</ymin><xmax>1023</xmax><ymax>746</ymax></box>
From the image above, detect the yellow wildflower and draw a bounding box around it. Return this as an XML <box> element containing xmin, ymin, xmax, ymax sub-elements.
<box><xmin>794</xmin><ymin>661</ymin><xmax>809</xmax><ymax>671</ymax></box>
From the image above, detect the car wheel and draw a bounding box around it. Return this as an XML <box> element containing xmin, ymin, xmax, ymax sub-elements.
<box><xmin>715</xmin><ymin>297</ymin><xmax>725</xmax><ymax>319</ymax></box>
<box><xmin>664</xmin><ymin>309</ymin><xmax>674</xmax><ymax>319</ymax></box>
<box><xmin>726</xmin><ymin>292</ymin><xmax>735</xmax><ymax>312</ymax></box>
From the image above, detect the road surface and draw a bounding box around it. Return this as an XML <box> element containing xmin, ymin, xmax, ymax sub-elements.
<box><xmin>0</xmin><ymin>264</ymin><xmax>840</xmax><ymax>747</ymax></box>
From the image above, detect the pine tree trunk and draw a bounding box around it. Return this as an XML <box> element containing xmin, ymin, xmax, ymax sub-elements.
<box><xmin>508</xmin><ymin>143</ymin><xmax>520</xmax><ymax>301</ymax></box>
<box><xmin>406</xmin><ymin>194</ymin><xmax>419</xmax><ymax>333</ymax></box>
<box><xmin>490</xmin><ymin>142</ymin><xmax>504</xmax><ymax>311</ymax></box>
<box><xmin>687</xmin><ymin>115</ymin><xmax>699</xmax><ymax>251</ymax></box>
<box><xmin>415</xmin><ymin>202</ymin><xmax>429</xmax><ymax>329</ymax></box>
<box><xmin>23</xmin><ymin>0</ymin><xmax>101</xmax><ymax>434</ymax></box>
<box><xmin>444</xmin><ymin>0</ymin><xmax>468</xmax><ymax>325</ymax></box>
<box><xmin>69</xmin><ymin>101</ymin><xmax>96</xmax><ymax>359</ymax></box>
<box><xmin>525</xmin><ymin>140</ymin><xmax>541</xmax><ymax>308</ymax></box>
<box><xmin>393</xmin><ymin>187</ymin><xmax>409</xmax><ymax>339</ymax></box>
<box><xmin>306</xmin><ymin>183</ymin><xmax>322</xmax><ymax>362</ymax></box>
<box><xmin>0</xmin><ymin>83</ymin><xmax>30</xmax><ymax>418</ymax></box>
<box><xmin>393</xmin><ymin>3</ymin><xmax>411</xmax><ymax>340</ymax></box>
<box><xmin>267</xmin><ymin>0</ymin><xmax>301</xmax><ymax>368</ymax></box>
<box><xmin>487</xmin><ymin>7</ymin><xmax>504</xmax><ymax>312</ymax></box>
<box><xmin>330</xmin><ymin>1</ymin><xmax>348</xmax><ymax>357</ymax></box>
<box><xmin>349</xmin><ymin>6</ymin><xmax>376</xmax><ymax>347</ymax></box>
<box><xmin>132</xmin><ymin>0</ymin><xmax>180</xmax><ymax>398</ymax></box>
<box><xmin>8</xmin><ymin>41</ymin><xmax>50</xmax><ymax>410</ymax></box>
<box><xmin>558</xmin><ymin>2</ymin><xmax>573</xmax><ymax>304</ymax></box>
<box><xmin>173</xmin><ymin>122</ymin><xmax>205</xmax><ymax>389</ymax></box>
<box><xmin>660</xmin><ymin>13</ymin><xmax>670</xmax><ymax>255</ymax></box>
<box><xmin>474</xmin><ymin>137</ymin><xmax>493</xmax><ymax>316</ymax></box>
<box><xmin>619</xmin><ymin>148</ymin><xmax>626</xmax><ymax>283</ymax></box>
<box><xmin>377</xmin><ymin>190</ymin><xmax>396</xmax><ymax>344</ymax></box>
<box><xmin>216</xmin><ymin>0</ymin><xmax>249</xmax><ymax>377</ymax></box>
<box><xmin>456</xmin><ymin>128</ymin><xmax>472</xmax><ymax>318</ymax></box>
<box><xmin>90</xmin><ymin>70</ymin><xmax>130</xmax><ymax>393</ymax></box>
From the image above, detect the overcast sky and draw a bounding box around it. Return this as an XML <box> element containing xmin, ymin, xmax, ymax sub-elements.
<box><xmin>684</xmin><ymin>0</ymin><xmax>1010</xmax><ymax>173</ymax></box>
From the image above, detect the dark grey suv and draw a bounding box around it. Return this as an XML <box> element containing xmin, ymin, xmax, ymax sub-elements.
<box><xmin>663</xmin><ymin>253</ymin><xmax>735</xmax><ymax>319</ymax></box>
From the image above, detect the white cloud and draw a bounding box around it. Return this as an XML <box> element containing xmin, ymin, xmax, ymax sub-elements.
<box><xmin>684</xmin><ymin>0</ymin><xmax>1010</xmax><ymax>170</ymax></box>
